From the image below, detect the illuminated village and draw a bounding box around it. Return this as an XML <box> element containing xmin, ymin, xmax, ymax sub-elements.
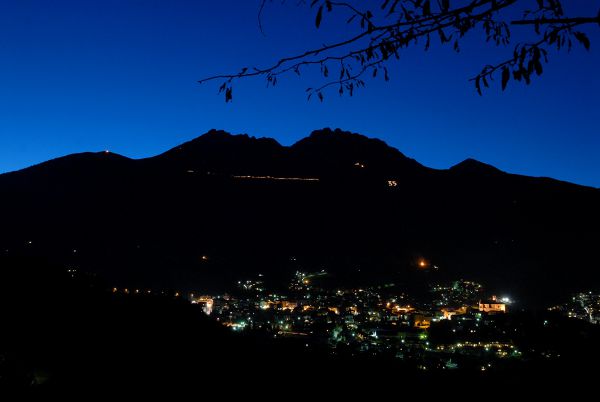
<box><xmin>176</xmin><ymin>266</ymin><xmax>529</xmax><ymax>372</ymax></box>
<box><xmin>548</xmin><ymin>292</ymin><xmax>600</xmax><ymax>324</ymax></box>
<box><xmin>96</xmin><ymin>248</ymin><xmax>600</xmax><ymax>376</ymax></box>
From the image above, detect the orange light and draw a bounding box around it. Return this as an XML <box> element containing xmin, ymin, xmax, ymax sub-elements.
<box><xmin>418</xmin><ymin>259</ymin><xmax>427</xmax><ymax>268</ymax></box>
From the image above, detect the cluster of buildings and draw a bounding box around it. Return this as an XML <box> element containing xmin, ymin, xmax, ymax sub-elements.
<box><xmin>549</xmin><ymin>291</ymin><xmax>600</xmax><ymax>324</ymax></box>
<box><xmin>189</xmin><ymin>271</ymin><xmax>520</xmax><ymax>370</ymax></box>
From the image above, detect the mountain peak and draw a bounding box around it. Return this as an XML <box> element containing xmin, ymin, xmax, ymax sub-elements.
<box><xmin>176</xmin><ymin>129</ymin><xmax>281</xmax><ymax>148</ymax></box>
<box><xmin>450</xmin><ymin>158</ymin><xmax>503</xmax><ymax>175</ymax></box>
<box><xmin>154</xmin><ymin>130</ymin><xmax>284</xmax><ymax>175</ymax></box>
<box><xmin>293</xmin><ymin>127</ymin><xmax>402</xmax><ymax>156</ymax></box>
<box><xmin>298</xmin><ymin>128</ymin><xmax>384</xmax><ymax>146</ymax></box>
<box><xmin>158</xmin><ymin>129</ymin><xmax>283</xmax><ymax>157</ymax></box>
<box><xmin>307</xmin><ymin>127</ymin><xmax>368</xmax><ymax>138</ymax></box>
<box><xmin>289</xmin><ymin>128</ymin><xmax>425</xmax><ymax>176</ymax></box>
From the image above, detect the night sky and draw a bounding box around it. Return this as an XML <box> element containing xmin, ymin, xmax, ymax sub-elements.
<box><xmin>1</xmin><ymin>0</ymin><xmax>598</xmax><ymax>186</ymax></box>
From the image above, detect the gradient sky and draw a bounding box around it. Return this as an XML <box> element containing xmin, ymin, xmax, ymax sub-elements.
<box><xmin>1</xmin><ymin>0</ymin><xmax>599</xmax><ymax>186</ymax></box>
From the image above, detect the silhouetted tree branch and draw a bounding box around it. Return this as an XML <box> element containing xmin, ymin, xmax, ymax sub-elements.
<box><xmin>199</xmin><ymin>0</ymin><xmax>600</xmax><ymax>101</ymax></box>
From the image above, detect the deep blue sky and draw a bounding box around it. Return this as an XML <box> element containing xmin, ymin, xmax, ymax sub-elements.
<box><xmin>1</xmin><ymin>0</ymin><xmax>598</xmax><ymax>186</ymax></box>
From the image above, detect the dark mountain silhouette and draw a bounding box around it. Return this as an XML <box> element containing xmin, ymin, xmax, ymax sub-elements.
<box><xmin>449</xmin><ymin>158</ymin><xmax>504</xmax><ymax>175</ymax></box>
<box><xmin>152</xmin><ymin>129</ymin><xmax>286</xmax><ymax>176</ymax></box>
<box><xmin>1</xmin><ymin>128</ymin><xmax>598</xmax><ymax>306</ymax></box>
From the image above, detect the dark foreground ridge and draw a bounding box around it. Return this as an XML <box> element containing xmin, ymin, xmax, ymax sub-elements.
<box><xmin>1</xmin><ymin>256</ymin><xmax>599</xmax><ymax>395</ymax></box>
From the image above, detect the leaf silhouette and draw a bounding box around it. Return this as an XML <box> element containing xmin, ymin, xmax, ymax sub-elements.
<box><xmin>501</xmin><ymin>66</ymin><xmax>510</xmax><ymax>90</ymax></box>
<box><xmin>574</xmin><ymin>32</ymin><xmax>590</xmax><ymax>50</ymax></box>
<box><xmin>315</xmin><ymin>5</ymin><xmax>323</xmax><ymax>28</ymax></box>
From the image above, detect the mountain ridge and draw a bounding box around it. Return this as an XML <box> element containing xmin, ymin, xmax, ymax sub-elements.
<box><xmin>2</xmin><ymin>128</ymin><xmax>596</xmax><ymax>191</ymax></box>
<box><xmin>1</xmin><ymin>128</ymin><xmax>598</xmax><ymax>308</ymax></box>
